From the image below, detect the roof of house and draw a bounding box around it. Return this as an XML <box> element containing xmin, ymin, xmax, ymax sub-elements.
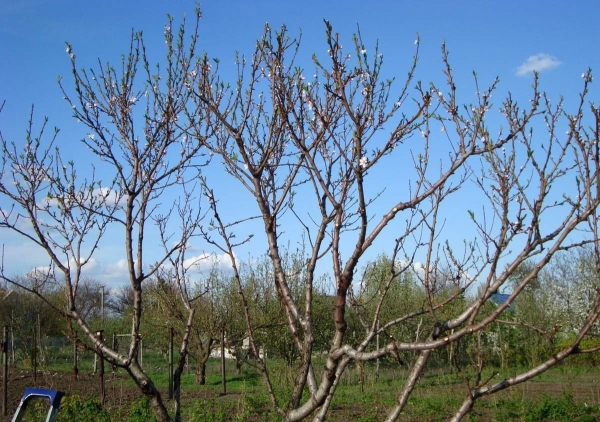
<box><xmin>490</xmin><ymin>293</ymin><xmax>515</xmax><ymax>311</ymax></box>
<box><xmin>490</xmin><ymin>293</ymin><xmax>511</xmax><ymax>305</ymax></box>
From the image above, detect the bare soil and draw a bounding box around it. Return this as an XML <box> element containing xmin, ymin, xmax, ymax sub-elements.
<box><xmin>1</xmin><ymin>368</ymin><xmax>141</xmax><ymax>421</ymax></box>
<box><xmin>2</xmin><ymin>367</ymin><xmax>600</xmax><ymax>421</ymax></box>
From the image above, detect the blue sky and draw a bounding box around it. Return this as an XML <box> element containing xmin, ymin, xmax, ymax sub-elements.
<box><xmin>1</xmin><ymin>0</ymin><xmax>599</xmax><ymax>287</ymax></box>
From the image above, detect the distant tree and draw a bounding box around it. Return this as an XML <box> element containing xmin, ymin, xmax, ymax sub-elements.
<box><xmin>239</xmin><ymin>249</ymin><xmax>333</xmax><ymax>366</ymax></box>
<box><xmin>72</xmin><ymin>277</ymin><xmax>106</xmax><ymax>322</ymax></box>
<box><xmin>15</xmin><ymin>273</ymin><xmax>66</xmax><ymax>336</ymax></box>
<box><xmin>189</xmin><ymin>269</ymin><xmax>228</xmax><ymax>385</ymax></box>
<box><xmin>507</xmin><ymin>262</ymin><xmax>558</xmax><ymax>366</ymax></box>
<box><xmin>350</xmin><ymin>254</ymin><xmax>426</xmax><ymax>362</ymax></box>
<box><xmin>545</xmin><ymin>247</ymin><xmax>600</xmax><ymax>336</ymax></box>
<box><xmin>240</xmin><ymin>255</ymin><xmax>294</xmax><ymax>364</ymax></box>
<box><xmin>143</xmin><ymin>266</ymin><xmax>226</xmax><ymax>387</ymax></box>
<box><xmin>106</xmin><ymin>285</ymin><xmax>135</xmax><ymax>316</ymax></box>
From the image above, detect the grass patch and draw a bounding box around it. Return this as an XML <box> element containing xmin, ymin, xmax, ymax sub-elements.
<box><xmin>480</xmin><ymin>390</ymin><xmax>600</xmax><ymax>421</ymax></box>
<box><xmin>14</xmin><ymin>352</ymin><xmax>600</xmax><ymax>421</ymax></box>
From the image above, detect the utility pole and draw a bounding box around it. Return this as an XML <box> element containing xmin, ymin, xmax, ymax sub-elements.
<box><xmin>96</xmin><ymin>330</ymin><xmax>105</xmax><ymax>405</ymax></box>
<box><xmin>376</xmin><ymin>319</ymin><xmax>380</xmax><ymax>382</ymax></box>
<box><xmin>2</xmin><ymin>326</ymin><xmax>8</xmax><ymax>416</ymax></box>
<box><xmin>100</xmin><ymin>286</ymin><xmax>105</xmax><ymax>327</ymax></box>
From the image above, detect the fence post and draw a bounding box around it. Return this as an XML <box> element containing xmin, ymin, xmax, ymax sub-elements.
<box><xmin>376</xmin><ymin>319</ymin><xmax>380</xmax><ymax>382</ymax></box>
<box><xmin>140</xmin><ymin>335</ymin><xmax>143</xmax><ymax>369</ymax></box>
<box><xmin>112</xmin><ymin>334</ymin><xmax>117</xmax><ymax>375</ymax></box>
<box><xmin>10</xmin><ymin>322</ymin><xmax>14</xmax><ymax>365</ymax></box>
<box><xmin>32</xmin><ymin>321</ymin><xmax>37</xmax><ymax>385</ymax></box>
<box><xmin>73</xmin><ymin>333</ymin><xmax>78</xmax><ymax>380</ymax></box>
<box><xmin>2</xmin><ymin>326</ymin><xmax>8</xmax><ymax>416</ymax></box>
<box><xmin>221</xmin><ymin>324</ymin><xmax>226</xmax><ymax>395</ymax></box>
<box><xmin>168</xmin><ymin>327</ymin><xmax>174</xmax><ymax>400</ymax></box>
<box><xmin>96</xmin><ymin>330</ymin><xmax>105</xmax><ymax>406</ymax></box>
<box><xmin>37</xmin><ymin>313</ymin><xmax>41</xmax><ymax>366</ymax></box>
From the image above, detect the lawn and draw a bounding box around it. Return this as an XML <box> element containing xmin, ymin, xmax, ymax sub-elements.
<box><xmin>3</xmin><ymin>350</ymin><xmax>600</xmax><ymax>421</ymax></box>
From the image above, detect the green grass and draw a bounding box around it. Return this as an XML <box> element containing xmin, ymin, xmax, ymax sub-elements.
<box><xmin>478</xmin><ymin>390</ymin><xmax>600</xmax><ymax>422</ymax></box>
<box><xmin>15</xmin><ymin>350</ymin><xmax>600</xmax><ymax>421</ymax></box>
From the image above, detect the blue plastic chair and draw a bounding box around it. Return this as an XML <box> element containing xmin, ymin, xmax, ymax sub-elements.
<box><xmin>11</xmin><ymin>388</ymin><xmax>65</xmax><ymax>422</ymax></box>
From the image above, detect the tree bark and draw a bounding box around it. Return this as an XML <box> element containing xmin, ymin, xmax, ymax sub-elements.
<box><xmin>195</xmin><ymin>361</ymin><xmax>207</xmax><ymax>385</ymax></box>
<box><xmin>126</xmin><ymin>360</ymin><xmax>170</xmax><ymax>422</ymax></box>
<box><xmin>195</xmin><ymin>340</ymin><xmax>213</xmax><ymax>385</ymax></box>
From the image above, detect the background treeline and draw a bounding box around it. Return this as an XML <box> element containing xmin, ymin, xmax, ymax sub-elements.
<box><xmin>3</xmin><ymin>245</ymin><xmax>599</xmax><ymax>380</ymax></box>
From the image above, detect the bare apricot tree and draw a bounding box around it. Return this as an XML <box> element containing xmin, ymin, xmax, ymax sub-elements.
<box><xmin>0</xmin><ymin>10</ymin><xmax>211</xmax><ymax>421</ymax></box>
<box><xmin>2</xmin><ymin>9</ymin><xmax>599</xmax><ymax>420</ymax></box>
<box><xmin>193</xmin><ymin>21</ymin><xmax>600</xmax><ymax>421</ymax></box>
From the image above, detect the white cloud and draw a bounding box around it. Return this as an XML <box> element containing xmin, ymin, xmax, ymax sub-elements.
<box><xmin>104</xmin><ymin>259</ymin><xmax>130</xmax><ymax>280</ymax></box>
<box><xmin>516</xmin><ymin>53</ymin><xmax>561</xmax><ymax>76</ymax></box>
<box><xmin>4</xmin><ymin>246</ymin><xmax>238</xmax><ymax>289</ymax></box>
<box><xmin>69</xmin><ymin>257</ymin><xmax>99</xmax><ymax>275</ymax></box>
<box><xmin>40</xmin><ymin>187</ymin><xmax>124</xmax><ymax>209</ymax></box>
<box><xmin>183</xmin><ymin>252</ymin><xmax>236</xmax><ymax>273</ymax></box>
<box><xmin>412</xmin><ymin>261</ymin><xmax>424</xmax><ymax>273</ymax></box>
<box><xmin>26</xmin><ymin>266</ymin><xmax>54</xmax><ymax>281</ymax></box>
<box><xmin>92</xmin><ymin>187</ymin><xmax>125</xmax><ymax>207</ymax></box>
<box><xmin>82</xmin><ymin>252</ymin><xmax>237</xmax><ymax>287</ymax></box>
<box><xmin>28</xmin><ymin>257</ymin><xmax>105</xmax><ymax>280</ymax></box>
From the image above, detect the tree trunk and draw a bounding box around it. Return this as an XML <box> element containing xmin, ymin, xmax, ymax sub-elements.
<box><xmin>126</xmin><ymin>360</ymin><xmax>170</xmax><ymax>422</ymax></box>
<box><xmin>195</xmin><ymin>343</ymin><xmax>212</xmax><ymax>385</ymax></box>
<box><xmin>232</xmin><ymin>346</ymin><xmax>247</xmax><ymax>375</ymax></box>
<box><xmin>195</xmin><ymin>361</ymin><xmax>207</xmax><ymax>385</ymax></box>
<box><xmin>174</xmin><ymin>352</ymin><xmax>188</xmax><ymax>422</ymax></box>
<box><xmin>235</xmin><ymin>355</ymin><xmax>244</xmax><ymax>375</ymax></box>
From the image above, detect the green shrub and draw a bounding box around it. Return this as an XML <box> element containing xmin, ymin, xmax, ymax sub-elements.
<box><xmin>57</xmin><ymin>394</ymin><xmax>111</xmax><ymax>422</ymax></box>
<box><xmin>124</xmin><ymin>397</ymin><xmax>157</xmax><ymax>422</ymax></box>
<box><xmin>526</xmin><ymin>392</ymin><xmax>576</xmax><ymax>421</ymax></box>
<box><xmin>555</xmin><ymin>337</ymin><xmax>600</xmax><ymax>366</ymax></box>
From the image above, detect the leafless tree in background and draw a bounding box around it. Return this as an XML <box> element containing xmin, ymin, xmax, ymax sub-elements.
<box><xmin>0</xmin><ymin>9</ymin><xmax>211</xmax><ymax>421</ymax></box>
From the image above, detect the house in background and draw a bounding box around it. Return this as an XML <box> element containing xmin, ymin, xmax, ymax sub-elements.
<box><xmin>490</xmin><ymin>293</ymin><xmax>515</xmax><ymax>311</ymax></box>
